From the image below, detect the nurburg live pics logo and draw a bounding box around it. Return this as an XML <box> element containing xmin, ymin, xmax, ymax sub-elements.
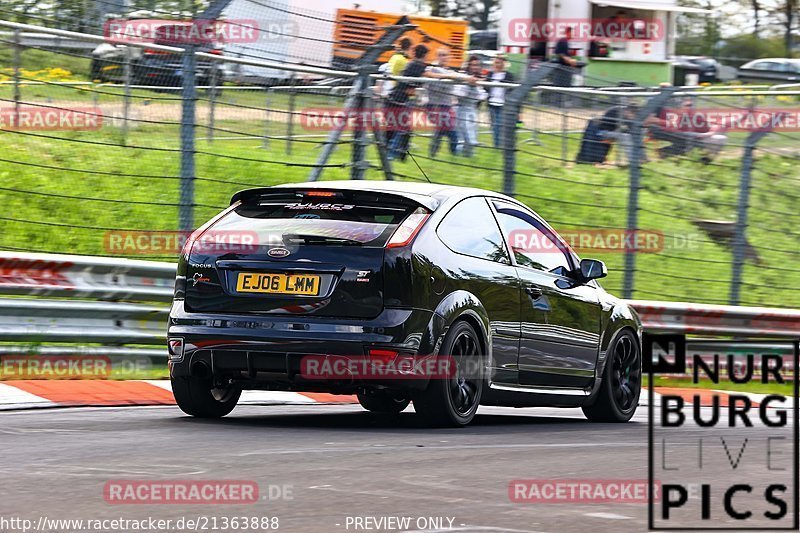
<box><xmin>645</xmin><ymin>334</ymin><xmax>799</xmax><ymax>530</ymax></box>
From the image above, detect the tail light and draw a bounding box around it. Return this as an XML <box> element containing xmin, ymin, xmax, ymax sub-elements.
<box><xmin>386</xmin><ymin>207</ymin><xmax>430</xmax><ymax>249</ymax></box>
<box><xmin>174</xmin><ymin>203</ymin><xmax>240</xmax><ymax>300</ymax></box>
<box><xmin>303</xmin><ymin>190</ymin><xmax>340</xmax><ymax>198</ymax></box>
<box><xmin>180</xmin><ymin>231</ymin><xmax>198</xmax><ymax>259</ymax></box>
<box><xmin>174</xmin><ymin>232</ymin><xmax>198</xmax><ymax>299</ymax></box>
<box><xmin>144</xmin><ymin>49</ymin><xmax>171</xmax><ymax>56</ymax></box>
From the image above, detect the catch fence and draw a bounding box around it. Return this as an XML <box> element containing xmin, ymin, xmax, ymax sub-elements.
<box><xmin>0</xmin><ymin>17</ymin><xmax>799</xmax><ymax>310</ymax></box>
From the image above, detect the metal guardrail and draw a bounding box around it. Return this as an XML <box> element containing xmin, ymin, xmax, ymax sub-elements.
<box><xmin>629</xmin><ymin>299</ymin><xmax>800</xmax><ymax>338</ymax></box>
<box><xmin>0</xmin><ymin>252</ymin><xmax>799</xmax><ymax>359</ymax></box>
<box><xmin>0</xmin><ymin>252</ymin><xmax>172</xmax><ymax>351</ymax></box>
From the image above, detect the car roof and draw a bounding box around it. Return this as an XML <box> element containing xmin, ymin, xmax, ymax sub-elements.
<box><xmin>234</xmin><ymin>180</ymin><xmax>520</xmax><ymax>211</ymax></box>
<box><xmin>746</xmin><ymin>58</ymin><xmax>799</xmax><ymax>63</ymax></box>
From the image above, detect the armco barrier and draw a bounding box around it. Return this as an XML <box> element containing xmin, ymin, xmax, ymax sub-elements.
<box><xmin>1</xmin><ymin>252</ymin><xmax>799</xmax><ymax>359</ymax></box>
<box><xmin>629</xmin><ymin>299</ymin><xmax>800</xmax><ymax>338</ymax></box>
<box><xmin>0</xmin><ymin>251</ymin><xmax>173</xmax><ymax>350</ymax></box>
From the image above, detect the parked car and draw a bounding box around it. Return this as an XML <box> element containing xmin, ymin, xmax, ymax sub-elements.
<box><xmin>468</xmin><ymin>30</ymin><xmax>498</xmax><ymax>51</ymax></box>
<box><xmin>167</xmin><ymin>182</ymin><xmax>643</xmax><ymax>427</ymax></box>
<box><xmin>672</xmin><ymin>56</ymin><xmax>720</xmax><ymax>84</ymax></box>
<box><xmin>90</xmin><ymin>21</ymin><xmax>220</xmax><ymax>86</ymax></box>
<box><xmin>736</xmin><ymin>58</ymin><xmax>800</xmax><ymax>84</ymax></box>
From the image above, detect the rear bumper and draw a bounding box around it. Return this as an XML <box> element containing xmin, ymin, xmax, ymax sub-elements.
<box><xmin>167</xmin><ymin>300</ymin><xmax>442</xmax><ymax>392</ymax></box>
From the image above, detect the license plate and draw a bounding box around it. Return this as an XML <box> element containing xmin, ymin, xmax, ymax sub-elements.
<box><xmin>235</xmin><ymin>272</ymin><xmax>320</xmax><ymax>295</ymax></box>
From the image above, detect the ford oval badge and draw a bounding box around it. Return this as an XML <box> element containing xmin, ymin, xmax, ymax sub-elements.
<box><xmin>268</xmin><ymin>247</ymin><xmax>291</xmax><ymax>258</ymax></box>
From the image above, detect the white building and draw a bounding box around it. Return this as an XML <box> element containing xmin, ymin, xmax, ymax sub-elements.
<box><xmin>498</xmin><ymin>0</ymin><xmax>710</xmax><ymax>85</ymax></box>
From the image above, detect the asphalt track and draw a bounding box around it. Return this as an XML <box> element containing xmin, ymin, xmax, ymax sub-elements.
<box><xmin>0</xmin><ymin>403</ymin><xmax>795</xmax><ymax>533</ymax></box>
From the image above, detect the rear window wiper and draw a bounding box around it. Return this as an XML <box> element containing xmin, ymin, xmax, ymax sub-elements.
<box><xmin>283</xmin><ymin>234</ymin><xmax>364</xmax><ymax>246</ymax></box>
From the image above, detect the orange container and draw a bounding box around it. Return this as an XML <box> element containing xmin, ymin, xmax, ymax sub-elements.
<box><xmin>333</xmin><ymin>8</ymin><xmax>469</xmax><ymax>69</ymax></box>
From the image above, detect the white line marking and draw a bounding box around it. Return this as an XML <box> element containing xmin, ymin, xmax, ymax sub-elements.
<box><xmin>0</xmin><ymin>383</ymin><xmax>57</xmax><ymax>410</ymax></box>
<box><xmin>583</xmin><ymin>512</ymin><xmax>633</xmax><ymax>520</ymax></box>
<box><xmin>235</xmin><ymin>442</ymin><xmax>643</xmax><ymax>457</ymax></box>
<box><xmin>402</xmin><ymin>526</ymin><xmax>544</xmax><ymax>533</ymax></box>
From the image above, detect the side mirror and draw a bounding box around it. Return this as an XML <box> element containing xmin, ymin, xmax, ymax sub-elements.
<box><xmin>579</xmin><ymin>258</ymin><xmax>607</xmax><ymax>281</ymax></box>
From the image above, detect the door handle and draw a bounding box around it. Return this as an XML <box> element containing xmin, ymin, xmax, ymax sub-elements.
<box><xmin>525</xmin><ymin>286</ymin><xmax>543</xmax><ymax>298</ymax></box>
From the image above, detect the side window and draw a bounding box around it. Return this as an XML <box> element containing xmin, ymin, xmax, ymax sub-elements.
<box><xmin>437</xmin><ymin>197</ymin><xmax>510</xmax><ymax>264</ymax></box>
<box><xmin>758</xmin><ymin>62</ymin><xmax>783</xmax><ymax>72</ymax></box>
<box><xmin>492</xmin><ymin>202</ymin><xmax>572</xmax><ymax>273</ymax></box>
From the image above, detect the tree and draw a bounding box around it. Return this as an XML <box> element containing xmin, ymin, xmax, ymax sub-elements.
<box><xmin>453</xmin><ymin>0</ymin><xmax>500</xmax><ymax>30</ymax></box>
<box><xmin>779</xmin><ymin>0</ymin><xmax>797</xmax><ymax>55</ymax></box>
<box><xmin>749</xmin><ymin>0</ymin><xmax>763</xmax><ymax>37</ymax></box>
<box><xmin>422</xmin><ymin>0</ymin><xmax>499</xmax><ymax>29</ymax></box>
<box><xmin>676</xmin><ymin>0</ymin><xmax>724</xmax><ymax>57</ymax></box>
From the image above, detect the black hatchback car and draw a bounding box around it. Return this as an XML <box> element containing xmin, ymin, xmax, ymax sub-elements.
<box><xmin>168</xmin><ymin>182</ymin><xmax>642</xmax><ymax>426</ymax></box>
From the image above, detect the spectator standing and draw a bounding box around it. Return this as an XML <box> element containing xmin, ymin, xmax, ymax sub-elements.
<box><xmin>380</xmin><ymin>38</ymin><xmax>413</xmax><ymax>149</ymax></box>
<box><xmin>553</xmin><ymin>26</ymin><xmax>577</xmax><ymax>106</ymax></box>
<box><xmin>388</xmin><ymin>38</ymin><xmax>412</xmax><ymax>76</ymax></box>
<box><xmin>387</xmin><ymin>45</ymin><xmax>475</xmax><ymax>160</ymax></box>
<box><xmin>486</xmin><ymin>54</ymin><xmax>514</xmax><ymax>148</ymax></box>
<box><xmin>425</xmin><ymin>48</ymin><xmax>461</xmax><ymax>157</ymax></box>
<box><xmin>454</xmin><ymin>55</ymin><xmax>486</xmax><ymax>157</ymax></box>
<box><xmin>386</xmin><ymin>44</ymin><xmax>430</xmax><ymax>160</ymax></box>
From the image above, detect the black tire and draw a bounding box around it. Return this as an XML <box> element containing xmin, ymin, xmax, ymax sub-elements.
<box><xmin>171</xmin><ymin>375</ymin><xmax>241</xmax><ymax>418</ymax></box>
<box><xmin>582</xmin><ymin>329</ymin><xmax>641</xmax><ymax>423</ymax></box>
<box><xmin>413</xmin><ymin>320</ymin><xmax>484</xmax><ymax>427</ymax></box>
<box><xmin>357</xmin><ymin>391</ymin><xmax>410</xmax><ymax>414</ymax></box>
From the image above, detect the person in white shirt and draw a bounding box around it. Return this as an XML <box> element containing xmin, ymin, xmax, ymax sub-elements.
<box><xmin>425</xmin><ymin>48</ymin><xmax>476</xmax><ymax>157</ymax></box>
<box><xmin>454</xmin><ymin>55</ymin><xmax>487</xmax><ymax>157</ymax></box>
<box><xmin>486</xmin><ymin>54</ymin><xmax>514</xmax><ymax>148</ymax></box>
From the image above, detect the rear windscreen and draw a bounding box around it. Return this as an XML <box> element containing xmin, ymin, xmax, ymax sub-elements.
<box><xmin>211</xmin><ymin>198</ymin><xmax>416</xmax><ymax>247</ymax></box>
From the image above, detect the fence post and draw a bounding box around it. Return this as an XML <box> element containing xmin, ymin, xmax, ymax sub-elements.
<box><xmin>501</xmin><ymin>63</ymin><xmax>556</xmax><ymax>196</ymax></box>
<box><xmin>262</xmin><ymin>86</ymin><xmax>271</xmax><ymax>149</ymax></box>
<box><xmin>561</xmin><ymin>102</ymin><xmax>568</xmax><ymax>162</ymax></box>
<box><xmin>286</xmin><ymin>74</ymin><xmax>297</xmax><ymax>155</ymax></box>
<box><xmin>208</xmin><ymin>59</ymin><xmax>219</xmax><ymax>144</ymax></box>
<box><xmin>12</xmin><ymin>29</ymin><xmax>21</xmax><ymax>125</ymax></box>
<box><xmin>350</xmin><ymin>66</ymin><xmax>375</xmax><ymax>180</ymax></box>
<box><xmin>525</xmin><ymin>90</ymin><xmax>541</xmax><ymax>146</ymax></box>
<box><xmin>122</xmin><ymin>46</ymin><xmax>132</xmax><ymax>144</ymax></box>
<box><xmin>730</xmin><ymin>128</ymin><xmax>772</xmax><ymax>305</ymax></box>
<box><xmin>622</xmin><ymin>87</ymin><xmax>676</xmax><ymax>299</ymax></box>
<box><xmin>179</xmin><ymin>45</ymin><xmax>197</xmax><ymax>232</ymax></box>
<box><xmin>369</xmin><ymin>80</ymin><xmax>393</xmax><ymax>181</ymax></box>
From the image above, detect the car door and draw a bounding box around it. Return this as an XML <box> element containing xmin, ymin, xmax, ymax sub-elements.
<box><xmin>435</xmin><ymin>196</ymin><xmax>521</xmax><ymax>385</ymax></box>
<box><xmin>491</xmin><ymin>200</ymin><xmax>601</xmax><ymax>389</ymax></box>
<box><xmin>740</xmin><ymin>61</ymin><xmax>783</xmax><ymax>83</ymax></box>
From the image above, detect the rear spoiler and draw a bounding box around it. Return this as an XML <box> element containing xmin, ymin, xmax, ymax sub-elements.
<box><xmin>230</xmin><ymin>186</ymin><xmax>440</xmax><ymax>212</ymax></box>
